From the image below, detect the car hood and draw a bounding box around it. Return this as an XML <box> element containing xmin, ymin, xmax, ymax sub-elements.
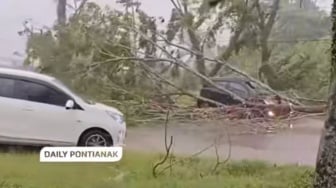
<box><xmin>90</xmin><ymin>102</ymin><xmax>123</xmax><ymax>116</ymax></box>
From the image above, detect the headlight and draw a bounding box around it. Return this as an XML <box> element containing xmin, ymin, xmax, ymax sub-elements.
<box><xmin>267</xmin><ymin>111</ymin><xmax>275</xmax><ymax>117</ymax></box>
<box><xmin>106</xmin><ymin>111</ymin><xmax>125</xmax><ymax>124</ymax></box>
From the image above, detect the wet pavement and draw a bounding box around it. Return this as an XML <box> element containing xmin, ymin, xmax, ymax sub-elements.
<box><xmin>126</xmin><ymin>117</ymin><xmax>324</xmax><ymax>166</ymax></box>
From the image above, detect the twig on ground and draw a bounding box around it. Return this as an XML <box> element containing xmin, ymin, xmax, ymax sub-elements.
<box><xmin>157</xmin><ymin>143</ymin><xmax>216</xmax><ymax>175</ymax></box>
<box><xmin>281</xmin><ymin>112</ymin><xmax>326</xmax><ymax>122</ymax></box>
<box><xmin>210</xmin><ymin>126</ymin><xmax>232</xmax><ymax>175</ymax></box>
<box><xmin>152</xmin><ymin>110</ymin><xmax>174</xmax><ymax>178</ymax></box>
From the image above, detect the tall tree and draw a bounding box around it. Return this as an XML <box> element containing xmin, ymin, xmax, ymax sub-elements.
<box><xmin>162</xmin><ymin>0</ymin><xmax>208</xmax><ymax>77</ymax></box>
<box><xmin>206</xmin><ymin>0</ymin><xmax>255</xmax><ymax>77</ymax></box>
<box><xmin>57</xmin><ymin>0</ymin><xmax>67</xmax><ymax>25</ymax></box>
<box><xmin>255</xmin><ymin>0</ymin><xmax>285</xmax><ymax>90</ymax></box>
<box><xmin>314</xmin><ymin>0</ymin><xmax>336</xmax><ymax>187</ymax></box>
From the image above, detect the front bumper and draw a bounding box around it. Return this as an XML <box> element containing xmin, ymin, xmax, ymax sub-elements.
<box><xmin>114</xmin><ymin>125</ymin><xmax>126</xmax><ymax>147</ymax></box>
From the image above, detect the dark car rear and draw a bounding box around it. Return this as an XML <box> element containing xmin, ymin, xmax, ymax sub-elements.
<box><xmin>197</xmin><ymin>77</ymin><xmax>260</xmax><ymax>107</ymax></box>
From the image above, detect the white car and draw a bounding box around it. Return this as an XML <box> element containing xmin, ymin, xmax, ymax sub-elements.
<box><xmin>0</xmin><ymin>67</ymin><xmax>126</xmax><ymax>147</ymax></box>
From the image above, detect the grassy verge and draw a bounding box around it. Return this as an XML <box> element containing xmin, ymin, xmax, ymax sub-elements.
<box><xmin>0</xmin><ymin>150</ymin><xmax>313</xmax><ymax>188</ymax></box>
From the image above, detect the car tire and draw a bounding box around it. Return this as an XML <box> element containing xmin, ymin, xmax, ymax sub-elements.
<box><xmin>197</xmin><ymin>99</ymin><xmax>209</xmax><ymax>108</ymax></box>
<box><xmin>78</xmin><ymin>130</ymin><xmax>113</xmax><ymax>147</ymax></box>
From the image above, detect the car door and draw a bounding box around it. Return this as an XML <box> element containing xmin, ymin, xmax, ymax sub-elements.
<box><xmin>12</xmin><ymin>79</ymin><xmax>81</xmax><ymax>145</ymax></box>
<box><xmin>0</xmin><ymin>77</ymin><xmax>27</xmax><ymax>142</ymax></box>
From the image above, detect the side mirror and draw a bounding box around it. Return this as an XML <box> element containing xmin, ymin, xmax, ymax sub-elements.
<box><xmin>65</xmin><ymin>99</ymin><xmax>75</xmax><ymax>110</ymax></box>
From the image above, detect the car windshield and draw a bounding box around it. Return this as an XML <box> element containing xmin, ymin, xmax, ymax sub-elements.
<box><xmin>52</xmin><ymin>79</ymin><xmax>95</xmax><ymax>105</ymax></box>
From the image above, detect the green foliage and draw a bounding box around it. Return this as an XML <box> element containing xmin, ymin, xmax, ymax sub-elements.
<box><xmin>23</xmin><ymin>0</ymin><xmax>332</xmax><ymax>114</ymax></box>
<box><xmin>231</xmin><ymin>40</ymin><xmax>330</xmax><ymax>99</ymax></box>
<box><xmin>227</xmin><ymin>0</ymin><xmax>331</xmax><ymax>100</ymax></box>
<box><xmin>287</xmin><ymin>170</ymin><xmax>314</xmax><ymax>188</ymax></box>
<box><xmin>0</xmin><ymin>151</ymin><xmax>314</xmax><ymax>188</ymax></box>
<box><xmin>273</xmin><ymin>41</ymin><xmax>330</xmax><ymax>99</ymax></box>
<box><xmin>23</xmin><ymin>2</ymin><xmax>169</xmax><ymax>125</ymax></box>
<box><xmin>272</xmin><ymin>0</ymin><xmax>330</xmax><ymax>41</ymax></box>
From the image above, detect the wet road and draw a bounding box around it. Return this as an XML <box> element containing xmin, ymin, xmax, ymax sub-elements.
<box><xmin>126</xmin><ymin>117</ymin><xmax>324</xmax><ymax>166</ymax></box>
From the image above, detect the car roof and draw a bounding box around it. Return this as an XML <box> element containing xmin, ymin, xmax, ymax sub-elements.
<box><xmin>211</xmin><ymin>76</ymin><xmax>248</xmax><ymax>83</ymax></box>
<box><xmin>0</xmin><ymin>67</ymin><xmax>55</xmax><ymax>82</ymax></box>
<box><xmin>211</xmin><ymin>76</ymin><xmax>271</xmax><ymax>95</ymax></box>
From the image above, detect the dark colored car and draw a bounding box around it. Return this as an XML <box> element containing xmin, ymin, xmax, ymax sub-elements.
<box><xmin>197</xmin><ymin>77</ymin><xmax>266</xmax><ymax>107</ymax></box>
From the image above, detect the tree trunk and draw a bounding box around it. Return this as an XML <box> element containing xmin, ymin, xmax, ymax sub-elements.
<box><xmin>313</xmin><ymin>1</ymin><xmax>336</xmax><ymax>187</ymax></box>
<box><xmin>256</xmin><ymin>0</ymin><xmax>282</xmax><ymax>90</ymax></box>
<box><xmin>207</xmin><ymin>16</ymin><xmax>244</xmax><ymax>77</ymax></box>
<box><xmin>187</xmin><ymin>28</ymin><xmax>206</xmax><ymax>77</ymax></box>
<box><xmin>54</xmin><ymin>0</ymin><xmax>70</xmax><ymax>81</ymax></box>
<box><xmin>57</xmin><ymin>0</ymin><xmax>67</xmax><ymax>25</ymax></box>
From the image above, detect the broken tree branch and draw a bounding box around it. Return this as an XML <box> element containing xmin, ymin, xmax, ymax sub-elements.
<box><xmin>124</xmin><ymin>25</ymin><xmax>246</xmax><ymax>103</ymax></box>
<box><xmin>91</xmin><ymin>15</ymin><xmax>302</xmax><ymax>106</ymax></box>
<box><xmin>96</xmin><ymin>51</ymin><xmax>228</xmax><ymax>107</ymax></box>
<box><xmin>151</xmin><ymin>31</ymin><xmax>302</xmax><ymax>105</ymax></box>
<box><xmin>208</xmin><ymin>0</ymin><xmax>259</xmax><ymax>77</ymax></box>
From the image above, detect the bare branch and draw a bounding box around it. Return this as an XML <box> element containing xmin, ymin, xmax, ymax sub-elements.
<box><xmin>158</xmin><ymin>143</ymin><xmax>216</xmax><ymax>175</ymax></box>
<box><xmin>125</xmin><ymin>25</ymin><xmax>246</xmax><ymax>103</ymax></box>
<box><xmin>76</xmin><ymin>0</ymin><xmax>88</xmax><ymax>14</ymax></box>
<box><xmin>208</xmin><ymin>1</ymin><xmax>260</xmax><ymax>76</ymax></box>
<box><xmin>93</xmin><ymin>49</ymin><xmax>227</xmax><ymax>107</ymax></box>
<box><xmin>138</xmin><ymin>58</ymin><xmax>227</xmax><ymax>107</ymax></box>
<box><xmin>169</xmin><ymin>0</ymin><xmax>184</xmax><ymax>15</ymax></box>
<box><xmin>152</xmin><ymin>110</ymin><xmax>174</xmax><ymax>178</ymax></box>
<box><xmin>151</xmin><ymin>30</ymin><xmax>302</xmax><ymax>105</ymax></box>
<box><xmin>211</xmin><ymin>131</ymin><xmax>231</xmax><ymax>174</ymax></box>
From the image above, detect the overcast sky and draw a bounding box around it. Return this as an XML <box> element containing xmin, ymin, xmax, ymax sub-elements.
<box><xmin>0</xmin><ymin>0</ymin><xmax>173</xmax><ymax>64</ymax></box>
<box><xmin>0</xmin><ymin>0</ymin><xmax>332</xmax><ymax>64</ymax></box>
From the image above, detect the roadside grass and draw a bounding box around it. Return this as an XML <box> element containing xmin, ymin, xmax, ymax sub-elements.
<box><xmin>0</xmin><ymin>150</ymin><xmax>313</xmax><ymax>188</ymax></box>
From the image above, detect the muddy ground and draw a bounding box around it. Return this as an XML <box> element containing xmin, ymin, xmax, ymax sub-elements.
<box><xmin>126</xmin><ymin>116</ymin><xmax>325</xmax><ymax>166</ymax></box>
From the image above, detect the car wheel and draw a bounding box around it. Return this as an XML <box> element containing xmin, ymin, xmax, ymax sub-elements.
<box><xmin>200</xmin><ymin>102</ymin><xmax>210</xmax><ymax>108</ymax></box>
<box><xmin>197</xmin><ymin>100</ymin><xmax>210</xmax><ymax>108</ymax></box>
<box><xmin>78</xmin><ymin>130</ymin><xmax>113</xmax><ymax>147</ymax></box>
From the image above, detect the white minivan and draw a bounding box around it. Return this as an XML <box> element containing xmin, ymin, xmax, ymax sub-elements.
<box><xmin>0</xmin><ymin>67</ymin><xmax>126</xmax><ymax>147</ymax></box>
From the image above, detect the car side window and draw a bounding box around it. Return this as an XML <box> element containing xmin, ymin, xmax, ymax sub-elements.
<box><xmin>13</xmin><ymin>80</ymin><xmax>69</xmax><ymax>107</ymax></box>
<box><xmin>0</xmin><ymin>77</ymin><xmax>15</xmax><ymax>98</ymax></box>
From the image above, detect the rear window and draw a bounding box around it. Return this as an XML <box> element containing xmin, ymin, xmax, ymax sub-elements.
<box><xmin>206</xmin><ymin>79</ymin><xmax>270</xmax><ymax>98</ymax></box>
<box><xmin>215</xmin><ymin>81</ymin><xmax>230</xmax><ymax>89</ymax></box>
<box><xmin>227</xmin><ymin>82</ymin><xmax>249</xmax><ymax>99</ymax></box>
<box><xmin>0</xmin><ymin>77</ymin><xmax>15</xmax><ymax>98</ymax></box>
